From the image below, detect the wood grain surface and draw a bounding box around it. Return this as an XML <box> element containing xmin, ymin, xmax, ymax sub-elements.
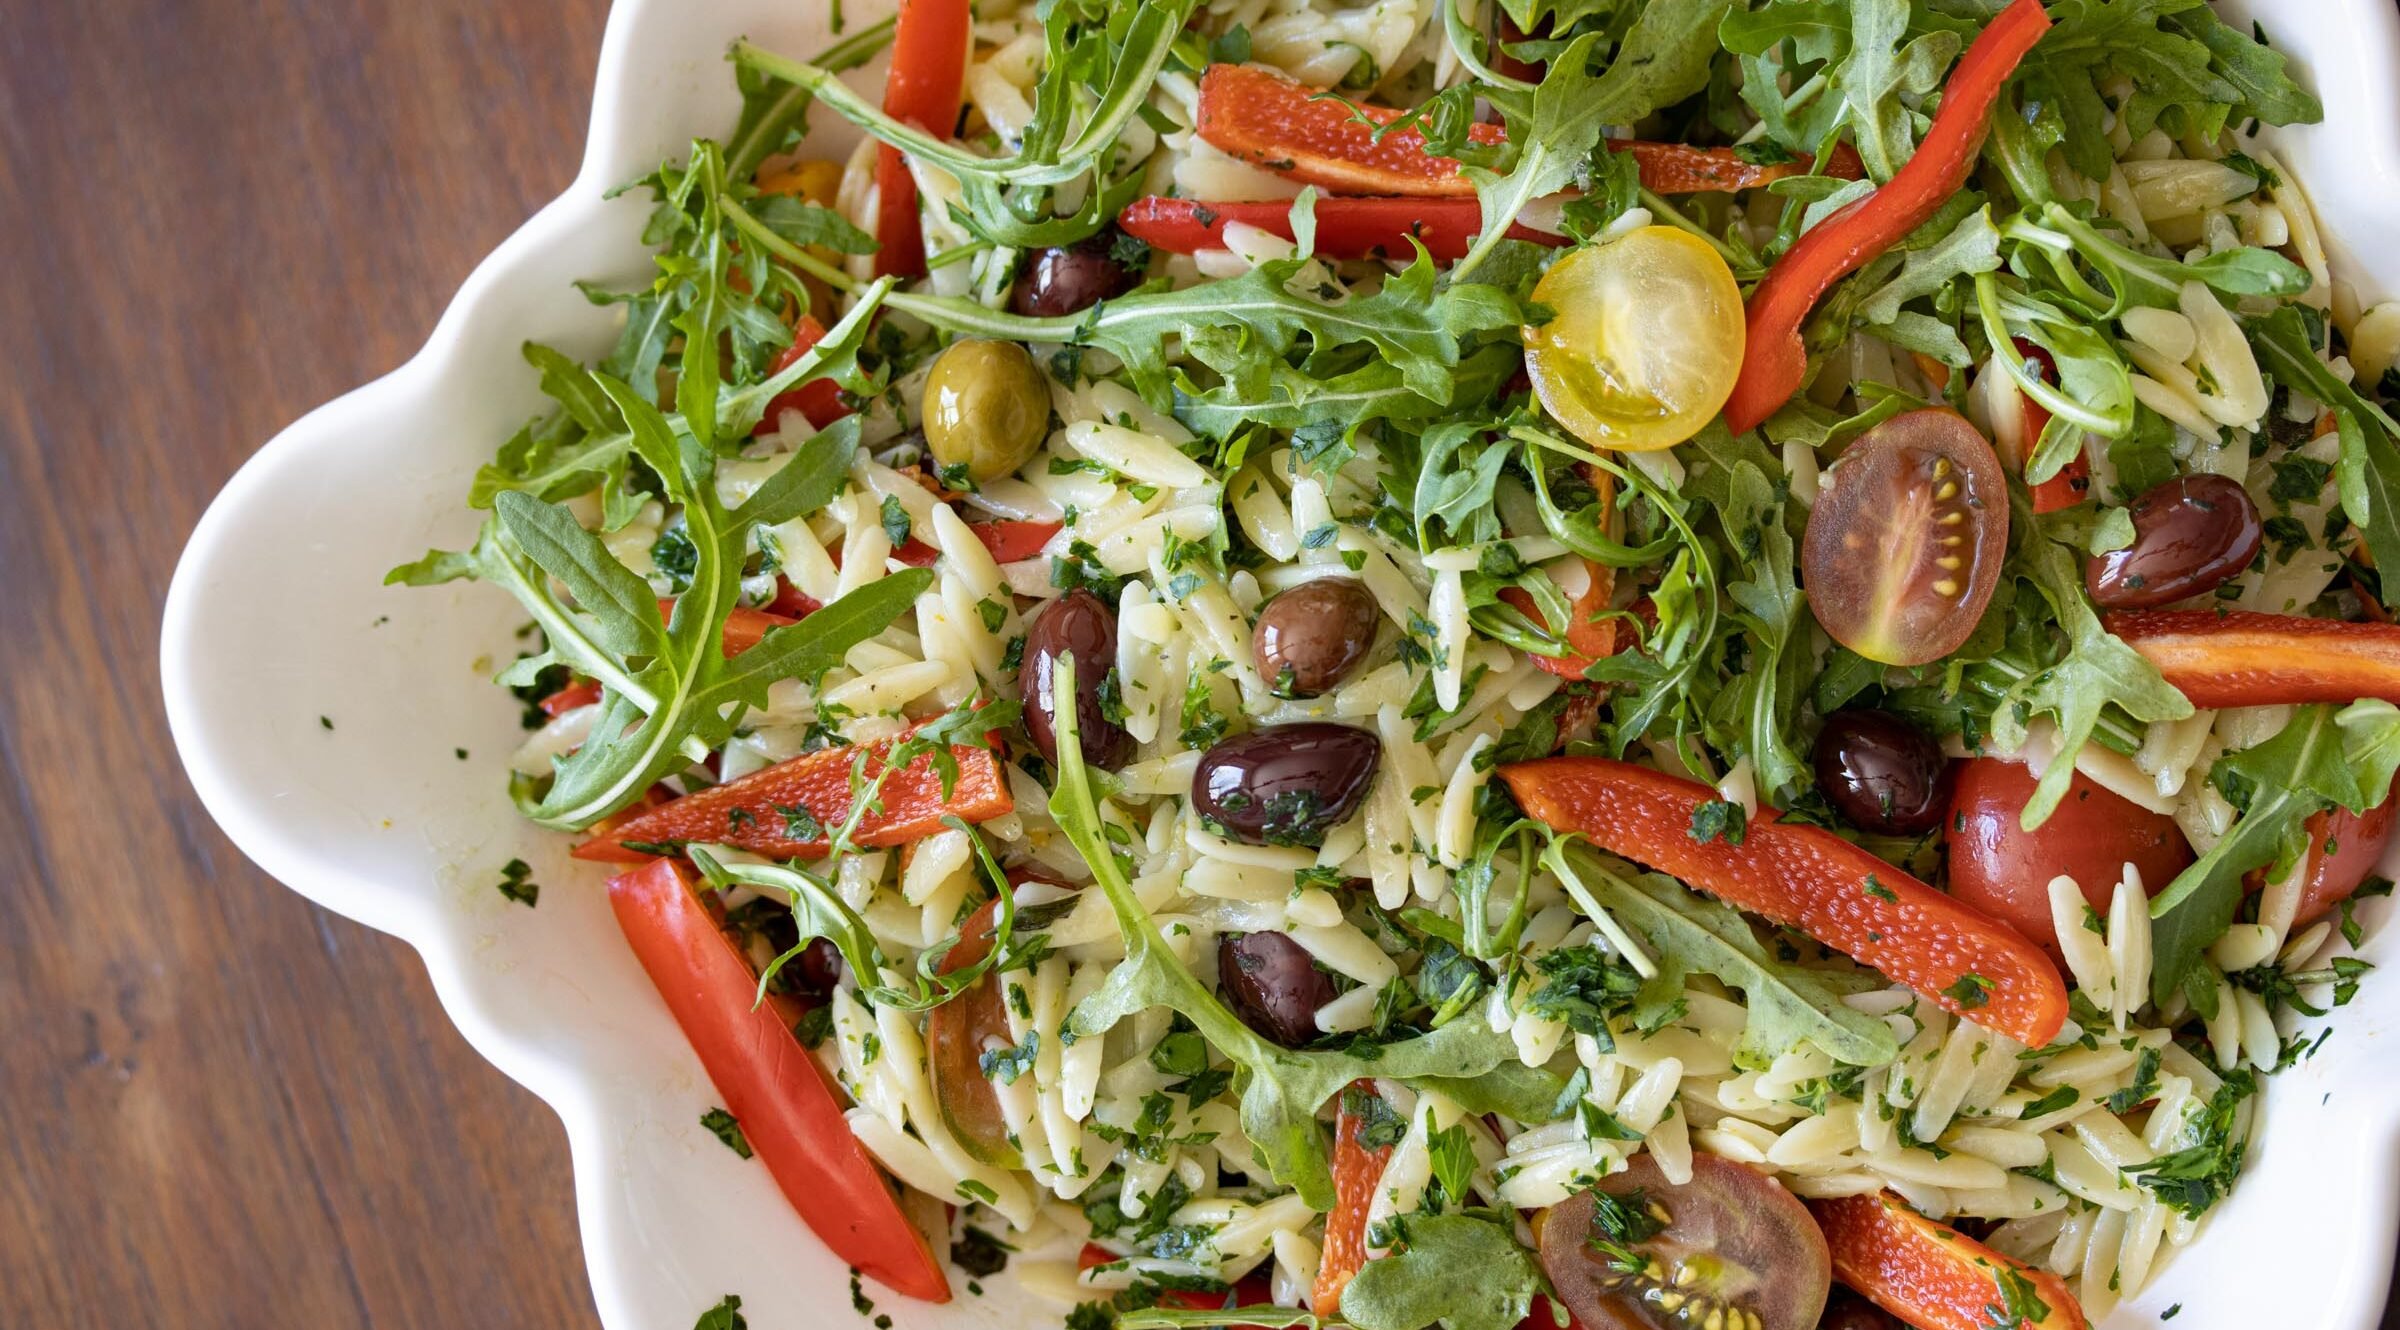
<box><xmin>0</xmin><ymin>1</ymin><xmax>606</xmax><ymax>1325</ymax></box>
<box><xmin>3</xmin><ymin>1</ymin><xmax>2398</xmax><ymax>1328</ymax></box>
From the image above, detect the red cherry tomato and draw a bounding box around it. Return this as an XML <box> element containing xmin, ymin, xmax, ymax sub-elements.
<box><xmin>1537</xmin><ymin>1154</ymin><xmax>1829</xmax><ymax>1330</ymax></box>
<box><xmin>1946</xmin><ymin>758</ymin><xmax>2192</xmax><ymax>955</ymax></box>
<box><xmin>2267</xmin><ymin>776</ymin><xmax>2399</xmax><ymax>927</ymax></box>
<box><xmin>1801</xmin><ymin>409</ymin><xmax>2009</xmax><ymax>667</ymax></box>
<box><xmin>754</xmin><ymin>315</ymin><xmax>852</xmax><ymax>434</ymax></box>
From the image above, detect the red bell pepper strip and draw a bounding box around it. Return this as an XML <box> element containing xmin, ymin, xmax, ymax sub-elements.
<box><xmin>924</xmin><ymin>896</ymin><xmax>1018</xmax><ymax>1165</ymax></box>
<box><xmin>2105</xmin><ymin>610</ymin><xmax>2400</xmax><ymax>708</ymax></box>
<box><xmin>607</xmin><ymin>858</ymin><xmax>951</xmax><ymax>1302</ymax></box>
<box><xmin>658</xmin><ymin>600</ymin><xmax>800</xmax><ymax>656</ymax></box>
<box><xmin>2000</xmin><ymin>339</ymin><xmax>2091</xmax><ymax>514</ymax></box>
<box><xmin>1813</xmin><ymin>1192</ymin><xmax>2084</xmax><ymax>1330</ymax></box>
<box><xmin>575</xmin><ymin>729</ymin><xmax>1014</xmax><ymax>862</ymax></box>
<box><xmin>1119</xmin><ymin>196</ymin><xmax>1561</xmax><ymax>263</ymax></box>
<box><xmin>1723</xmin><ymin>0</ymin><xmax>2052</xmax><ymax>435</ymax></box>
<box><xmin>1500</xmin><ymin>572</ymin><xmax>1618</xmax><ymax>679</ymax></box>
<box><xmin>539</xmin><ymin>678</ymin><xmax>602</xmax><ymax>718</ymax></box>
<box><xmin>768</xmin><ymin>577</ymin><xmax>824</xmax><ymax>619</ymax></box>
<box><xmin>754</xmin><ymin>314</ymin><xmax>852</xmax><ymax>435</ymax></box>
<box><xmin>1193</xmin><ymin>63</ymin><xmax>1861</xmax><ymax>199</ymax></box>
<box><xmin>875</xmin><ymin>0</ymin><xmax>973</xmax><ymax>279</ymax></box>
<box><xmin>1498</xmin><ymin>756</ymin><xmax>2069</xmax><ymax>1046</ymax></box>
<box><xmin>1314</xmin><ymin>1081</ymin><xmax>1395</xmax><ymax>1313</ymax></box>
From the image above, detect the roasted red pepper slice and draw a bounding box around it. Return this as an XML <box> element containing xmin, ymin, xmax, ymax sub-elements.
<box><xmin>1118</xmin><ymin>196</ymin><xmax>1560</xmax><ymax>262</ymax></box>
<box><xmin>875</xmin><ymin>0</ymin><xmax>972</xmax><ymax>278</ymax></box>
<box><xmin>1813</xmin><ymin>1192</ymin><xmax>2084</xmax><ymax>1330</ymax></box>
<box><xmin>538</xmin><ymin>678</ymin><xmax>603</xmax><ymax>718</ymax></box>
<box><xmin>1498</xmin><ymin>757</ymin><xmax>2069</xmax><ymax>1046</ymax></box>
<box><xmin>607</xmin><ymin>858</ymin><xmax>950</xmax><ymax>1302</ymax></box>
<box><xmin>1193</xmin><ymin>63</ymin><xmax>1860</xmax><ymax>198</ymax></box>
<box><xmin>2105</xmin><ymin>610</ymin><xmax>2400</xmax><ymax>707</ymax></box>
<box><xmin>924</xmin><ymin>897</ymin><xmax>1019</xmax><ymax>1166</ymax></box>
<box><xmin>1723</xmin><ymin>0</ymin><xmax>2052</xmax><ymax>434</ymax></box>
<box><xmin>1314</xmin><ymin>1081</ymin><xmax>1395</xmax><ymax>1314</ymax></box>
<box><xmin>768</xmin><ymin>577</ymin><xmax>825</xmax><ymax>619</ymax></box>
<box><xmin>2000</xmin><ymin>339</ymin><xmax>2091</xmax><ymax>514</ymax></box>
<box><xmin>1500</xmin><ymin>571</ymin><xmax>1618</xmax><ymax>679</ymax></box>
<box><xmin>575</xmin><ymin>729</ymin><xmax>1014</xmax><ymax>862</ymax></box>
<box><xmin>754</xmin><ymin>313</ymin><xmax>853</xmax><ymax>435</ymax></box>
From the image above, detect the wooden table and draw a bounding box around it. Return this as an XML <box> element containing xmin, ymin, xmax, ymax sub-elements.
<box><xmin>1</xmin><ymin>1</ymin><xmax>605</xmax><ymax>1324</ymax></box>
<box><xmin>4</xmin><ymin>1</ymin><xmax>2398</xmax><ymax>1327</ymax></box>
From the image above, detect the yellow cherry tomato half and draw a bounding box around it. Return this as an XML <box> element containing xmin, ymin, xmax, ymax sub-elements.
<box><xmin>1523</xmin><ymin>225</ymin><xmax>1746</xmax><ymax>452</ymax></box>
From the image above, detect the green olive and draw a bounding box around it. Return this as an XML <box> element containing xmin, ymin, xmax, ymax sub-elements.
<box><xmin>923</xmin><ymin>339</ymin><xmax>1051</xmax><ymax>483</ymax></box>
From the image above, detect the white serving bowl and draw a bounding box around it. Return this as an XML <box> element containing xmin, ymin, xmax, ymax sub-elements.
<box><xmin>162</xmin><ymin>2</ymin><xmax>2400</xmax><ymax>1326</ymax></box>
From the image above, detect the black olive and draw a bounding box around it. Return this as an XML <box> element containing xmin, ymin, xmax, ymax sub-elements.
<box><xmin>1812</xmin><ymin>709</ymin><xmax>1950</xmax><ymax>836</ymax></box>
<box><xmin>1020</xmin><ymin>589</ymin><xmax>1136</xmax><ymax>771</ymax></box>
<box><xmin>793</xmin><ymin>938</ymin><xmax>845</xmax><ymax>996</ymax></box>
<box><xmin>1218</xmin><ymin>931</ymin><xmax>1338</xmax><ymax>1047</ymax></box>
<box><xmin>1191</xmin><ymin>723</ymin><xmax>1380</xmax><ymax>847</ymax></box>
<box><xmin>2085</xmin><ymin>472</ymin><xmax>2263</xmax><ymax>609</ymax></box>
<box><xmin>1253</xmin><ymin>577</ymin><xmax>1381</xmax><ymax>698</ymax></box>
<box><xmin>1010</xmin><ymin>232</ymin><xmax>1134</xmax><ymax>319</ymax></box>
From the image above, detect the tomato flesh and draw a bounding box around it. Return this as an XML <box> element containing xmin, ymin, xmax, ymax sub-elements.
<box><xmin>1802</xmin><ymin>409</ymin><xmax>2008</xmax><ymax>666</ymax></box>
<box><xmin>1538</xmin><ymin>1153</ymin><xmax>1828</xmax><ymax>1330</ymax></box>
<box><xmin>1524</xmin><ymin>226</ymin><xmax>1746</xmax><ymax>453</ymax></box>
<box><xmin>1945</xmin><ymin>759</ymin><xmax>2191</xmax><ymax>958</ymax></box>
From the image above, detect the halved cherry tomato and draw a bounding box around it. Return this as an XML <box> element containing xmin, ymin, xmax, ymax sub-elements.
<box><xmin>1724</xmin><ymin>0</ymin><xmax>2052</xmax><ymax>434</ymax></box>
<box><xmin>1117</xmin><ymin>195</ymin><xmax>1559</xmax><ymax>263</ymax></box>
<box><xmin>2104</xmin><ymin>610</ymin><xmax>2400</xmax><ymax>707</ymax></box>
<box><xmin>1945</xmin><ymin>759</ymin><xmax>2191</xmax><ymax>958</ymax></box>
<box><xmin>925</xmin><ymin>897</ymin><xmax>1018</xmax><ymax>1167</ymax></box>
<box><xmin>874</xmin><ymin>0</ymin><xmax>972</xmax><ymax>279</ymax></box>
<box><xmin>1537</xmin><ymin>1154</ymin><xmax>1829</xmax><ymax>1330</ymax></box>
<box><xmin>1802</xmin><ymin>409</ymin><xmax>2008</xmax><ymax>667</ymax></box>
<box><xmin>607</xmin><ymin>859</ymin><xmax>950</xmax><ymax>1302</ymax></box>
<box><xmin>1315</xmin><ymin>1081</ymin><xmax>1395</xmax><ymax>1314</ymax></box>
<box><xmin>754</xmin><ymin>314</ymin><xmax>852</xmax><ymax>435</ymax></box>
<box><xmin>967</xmin><ymin>518</ymin><xmax>1062</xmax><ymax>564</ymax></box>
<box><xmin>574</xmin><ymin>727</ymin><xmax>1013</xmax><ymax>862</ymax></box>
<box><xmin>2257</xmin><ymin>775</ymin><xmax>2400</xmax><ymax>927</ymax></box>
<box><xmin>1812</xmin><ymin>1192</ymin><xmax>2083</xmax><ymax>1330</ymax></box>
<box><xmin>1191</xmin><ymin>62</ymin><xmax>1861</xmax><ymax>199</ymax></box>
<box><xmin>1499</xmin><ymin>756</ymin><xmax>2069</xmax><ymax>1045</ymax></box>
<box><xmin>1524</xmin><ymin>226</ymin><xmax>1745</xmax><ymax>452</ymax></box>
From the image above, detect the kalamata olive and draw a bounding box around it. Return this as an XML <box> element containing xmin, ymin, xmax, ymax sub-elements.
<box><xmin>1020</xmin><ymin>589</ymin><xmax>1135</xmax><ymax>771</ymax></box>
<box><xmin>924</xmin><ymin>339</ymin><xmax>1051</xmax><ymax>483</ymax></box>
<box><xmin>1818</xmin><ymin>1289</ymin><xmax>1905</xmax><ymax>1330</ymax></box>
<box><xmin>2085</xmin><ymin>473</ymin><xmax>2263</xmax><ymax>609</ymax></box>
<box><xmin>1253</xmin><ymin>577</ymin><xmax>1381</xmax><ymax>697</ymax></box>
<box><xmin>1191</xmin><ymin>723</ymin><xmax>1381</xmax><ymax>847</ymax></box>
<box><xmin>1010</xmin><ymin>233</ymin><xmax>1132</xmax><ymax>319</ymax></box>
<box><xmin>1218</xmin><ymin>931</ymin><xmax>1338</xmax><ymax>1047</ymax></box>
<box><xmin>793</xmin><ymin>938</ymin><xmax>845</xmax><ymax>995</ymax></box>
<box><xmin>1812</xmin><ymin>710</ymin><xmax>1949</xmax><ymax>836</ymax></box>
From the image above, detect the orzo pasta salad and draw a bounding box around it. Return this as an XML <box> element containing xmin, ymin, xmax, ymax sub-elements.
<box><xmin>393</xmin><ymin>0</ymin><xmax>2400</xmax><ymax>1326</ymax></box>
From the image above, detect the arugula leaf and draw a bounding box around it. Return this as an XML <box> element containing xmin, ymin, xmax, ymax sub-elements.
<box><xmin>1170</xmin><ymin>344</ymin><xmax>1519</xmax><ymax>444</ymax></box>
<box><xmin>1046</xmin><ymin>656</ymin><xmax>1556</xmax><ymax>1209</ymax></box>
<box><xmin>1832</xmin><ymin>0</ymin><xmax>1961</xmax><ymax>181</ymax></box>
<box><xmin>1552</xmin><ymin>844</ymin><xmax>1898</xmax><ymax>1067</ymax></box>
<box><xmin>1456</xmin><ymin>0</ymin><xmax>1734</xmax><ymax>277</ymax></box>
<box><xmin>1855</xmin><ymin>205</ymin><xmax>2002</xmax><ymax>365</ymax></box>
<box><xmin>1339</xmin><ymin>1215</ymin><xmax>1542</xmax><ymax>1330</ymax></box>
<box><xmin>2249</xmin><ymin>305</ymin><xmax>2400</xmax><ymax>583</ymax></box>
<box><xmin>2147</xmin><ymin>705</ymin><xmax>2370</xmax><ymax>1003</ymax></box>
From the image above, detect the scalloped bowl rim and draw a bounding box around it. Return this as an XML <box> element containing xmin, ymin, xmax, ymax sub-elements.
<box><xmin>162</xmin><ymin>2</ymin><xmax>2400</xmax><ymax>1326</ymax></box>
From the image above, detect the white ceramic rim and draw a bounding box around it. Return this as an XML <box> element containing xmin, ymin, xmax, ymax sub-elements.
<box><xmin>161</xmin><ymin>2</ymin><xmax>2400</xmax><ymax>1326</ymax></box>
